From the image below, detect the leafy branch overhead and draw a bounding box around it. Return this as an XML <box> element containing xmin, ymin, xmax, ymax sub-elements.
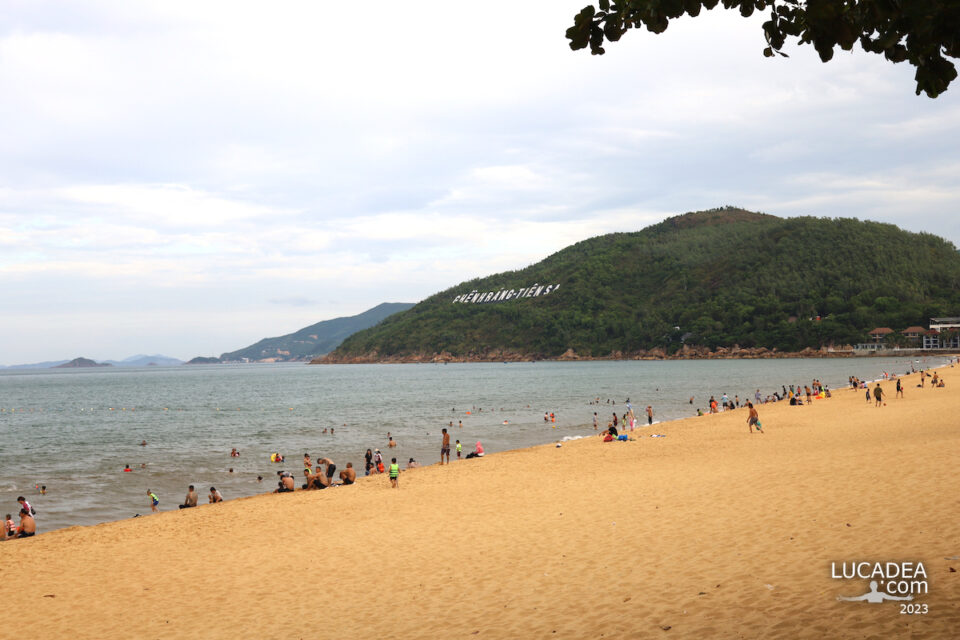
<box><xmin>565</xmin><ymin>1</ymin><xmax>960</xmax><ymax>97</ymax></box>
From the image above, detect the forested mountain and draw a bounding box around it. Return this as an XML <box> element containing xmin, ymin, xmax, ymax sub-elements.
<box><xmin>329</xmin><ymin>208</ymin><xmax>960</xmax><ymax>359</ymax></box>
<box><xmin>219</xmin><ymin>302</ymin><xmax>414</xmax><ymax>362</ymax></box>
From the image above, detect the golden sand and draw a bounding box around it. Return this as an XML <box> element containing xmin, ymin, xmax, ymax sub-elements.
<box><xmin>2</xmin><ymin>369</ymin><xmax>959</xmax><ymax>639</ymax></box>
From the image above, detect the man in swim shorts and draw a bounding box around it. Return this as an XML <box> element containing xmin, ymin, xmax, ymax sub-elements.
<box><xmin>180</xmin><ymin>485</ymin><xmax>198</xmax><ymax>509</ymax></box>
<box><xmin>874</xmin><ymin>383</ymin><xmax>885</xmax><ymax>406</ymax></box>
<box><xmin>16</xmin><ymin>509</ymin><xmax>35</xmax><ymax>538</ymax></box>
<box><xmin>339</xmin><ymin>462</ymin><xmax>356</xmax><ymax>485</ymax></box>
<box><xmin>746</xmin><ymin>402</ymin><xmax>763</xmax><ymax>433</ymax></box>
<box><xmin>276</xmin><ymin>475</ymin><xmax>295</xmax><ymax>492</ymax></box>
<box><xmin>441</xmin><ymin>428</ymin><xmax>450</xmax><ymax>465</ymax></box>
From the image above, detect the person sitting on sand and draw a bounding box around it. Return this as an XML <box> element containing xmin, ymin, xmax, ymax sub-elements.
<box><xmin>275</xmin><ymin>475</ymin><xmax>295</xmax><ymax>493</ymax></box>
<box><xmin>180</xmin><ymin>485</ymin><xmax>198</xmax><ymax>509</ymax></box>
<box><xmin>16</xmin><ymin>509</ymin><xmax>36</xmax><ymax>538</ymax></box>
<box><xmin>465</xmin><ymin>441</ymin><xmax>485</xmax><ymax>459</ymax></box>
<box><xmin>339</xmin><ymin>462</ymin><xmax>356</xmax><ymax>485</ymax></box>
<box><xmin>4</xmin><ymin>513</ymin><xmax>17</xmax><ymax>539</ymax></box>
<box><xmin>208</xmin><ymin>487</ymin><xmax>223</xmax><ymax>503</ymax></box>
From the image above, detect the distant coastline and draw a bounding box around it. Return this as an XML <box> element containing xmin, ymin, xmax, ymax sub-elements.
<box><xmin>314</xmin><ymin>346</ymin><xmax>958</xmax><ymax>364</ymax></box>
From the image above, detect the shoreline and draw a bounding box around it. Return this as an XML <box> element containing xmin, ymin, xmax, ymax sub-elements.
<box><xmin>7</xmin><ymin>357</ymin><xmax>954</xmax><ymax>536</ymax></box>
<box><xmin>312</xmin><ymin>348</ymin><xmax>958</xmax><ymax>364</ymax></box>
<box><xmin>2</xmin><ymin>366</ymin><xmax>958</xmax><ymax>637</ymax></box>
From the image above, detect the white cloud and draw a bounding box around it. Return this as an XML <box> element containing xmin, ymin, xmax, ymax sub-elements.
<box><xmin>0</xmin><ymin>1</ymin><xmax>958</xmax><ymax>362</ymax></box>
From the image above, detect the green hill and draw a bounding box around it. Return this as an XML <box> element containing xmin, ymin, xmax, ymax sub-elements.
<box><xmin>220</xmin><ymin>302</ymin><xmax>414</xmax><ymax>362</ymax></box>
<box><xmin>329</xmin><ymin>208</ymin><xmax>960</xmax><ymax>359</ymax></box>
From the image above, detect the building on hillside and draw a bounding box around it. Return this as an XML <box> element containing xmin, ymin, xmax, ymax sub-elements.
<box><xmin>868</xmin><ymin>327</ymin><xmax>894</xmax><ymax>343</ymax></box>
<box><xmin>930</xmin><ymin>317</ymin><xmax>960</xmax><ymax>349</ymax></box>
<box><xmin>901</xmin><ymin>326</ymin><xmax>926</xmax><ymax>346</ymax></box>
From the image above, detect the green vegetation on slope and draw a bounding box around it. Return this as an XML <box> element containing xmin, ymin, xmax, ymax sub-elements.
<box><xmin>220</xmin><ymin>302</ymin><xmax>414</xmax><ymax>362</ymax></box>
<box><xmin>334</xmin><ymin>208</ymin><xmax>960</xmax><ymax>358</ymax></box>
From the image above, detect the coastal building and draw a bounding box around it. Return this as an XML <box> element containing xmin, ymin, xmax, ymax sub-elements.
<box><xmin>929</xmin><ymin>317</ymin><xmax>960</xmax><ymax>349</ymax></box>
<box><xmin>855</xmin><ymin>321</ymin><xmax>958</xmax><ymax>352</ymax></box>
<box><xmin>901</xmin><ymin>326</ymin><xmax>926</xmax><ymax>346</ymax></box>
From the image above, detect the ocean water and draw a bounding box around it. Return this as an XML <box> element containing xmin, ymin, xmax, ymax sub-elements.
<box><xmin>0</xmin><ymin>356</ymin><xmax>951</xmax><ymax>533</ymax></box>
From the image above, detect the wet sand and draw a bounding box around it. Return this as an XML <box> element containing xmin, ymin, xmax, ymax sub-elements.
<box><xmin>1</xmin><ymin>369</ymin><xmax>958</xmax><ymax>639</ymax></box>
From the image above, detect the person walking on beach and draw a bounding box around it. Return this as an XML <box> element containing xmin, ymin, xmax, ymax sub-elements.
<box><xmin>147</xmin><ymin>490</ymin><xmax>159</xmax><ymax>513</ymax></box>
<box><xmin>179</xmin><ymin>485</ymin><xmax>198</xmax><ymax>509</ymax></box>
<box><xmin>746</xmin><ymin>402</ymin><xmax>763</xmax><ymax>434</ymax></box>
<box><xmin>441</xmin><ymin>428</ymin><xmax>451</xmax><ymax>465</ymax></box>
<box><xmin>896</xmin><ymin>378</ymin><xmax>903</xmax><ymax>398</ymax></box>
<box><xmin>874</xmin><ymin>383</ymin><xmax>885</xmax><ymax>407</ymax></box>
<box><xmin>389</xmin><ymin>458</ymin><xmax>400</xmax><ymax>488</ymax></box>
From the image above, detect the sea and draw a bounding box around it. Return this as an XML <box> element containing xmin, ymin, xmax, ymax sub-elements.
<box><xmin>0</xmin><ymin>356</ymin><xmax>952</xmax><ymax>533</ymax></box>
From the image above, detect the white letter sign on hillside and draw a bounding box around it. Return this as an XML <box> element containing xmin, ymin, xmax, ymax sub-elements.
<box><xmin>452</xmin><ymin>283</ymin><xmax>560</xmax><ymax>304</ymax></box>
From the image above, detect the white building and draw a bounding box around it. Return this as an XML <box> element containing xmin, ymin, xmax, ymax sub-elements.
<box><xmin>929</xmin><ymin>317</ymin><xmax>960</xmax><ymax>349</ymax></box>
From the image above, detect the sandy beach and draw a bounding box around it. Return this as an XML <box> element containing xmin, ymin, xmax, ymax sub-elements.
<box><xmin>2</xmin><ymin>368</ymin><xmax>958</xmax><ymax>639</ymax></box>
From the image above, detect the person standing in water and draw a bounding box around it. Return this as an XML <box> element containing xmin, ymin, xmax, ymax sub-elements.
<box><xmin>646</xmin><ymin>405</ymin><xmax>653</xmax><ymax>425</ymax></box>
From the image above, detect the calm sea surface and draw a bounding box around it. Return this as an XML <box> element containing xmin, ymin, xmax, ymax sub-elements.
<box><xmin>0</xmin><ymin>356</ymin><xmax>950</xmax><ymax>533</ymax></box>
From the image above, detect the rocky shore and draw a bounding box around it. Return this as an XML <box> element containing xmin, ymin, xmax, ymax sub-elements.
<box><xmin>312</xmin><ymin>344</ymin><xmax>860</xmax><ymax>364</ymax></box>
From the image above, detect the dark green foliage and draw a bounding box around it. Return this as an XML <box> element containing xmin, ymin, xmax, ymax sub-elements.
<box><xmin>221</xmin><ymin>302</ymin><xmax>414</xmax><ymax>361</ymax></box>
<box><xmin>334</xmin><ymin>208</ymin><xmax>960</xmax><ymax>358</ymax></box>
<box><xmin>566</xmin><ymin>1</ymin><xmax>960</xmax><ymax>97</ymax></box>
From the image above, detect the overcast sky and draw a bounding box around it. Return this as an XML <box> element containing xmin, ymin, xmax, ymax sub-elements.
<box><xmin>1</xmin><ymin>1</ymin><xmax>958</xmax><ymax>364</ymax></box>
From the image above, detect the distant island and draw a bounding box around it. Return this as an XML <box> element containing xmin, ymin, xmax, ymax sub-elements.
<box><xmin>54</xmin><ymin>357</ymin><xmax>112</xmax><ymax>368</ymax></box>
<box><xmin>318</xmin><ymin>207</ymin><xmax>960</xmax><ymax>363</ymax></box>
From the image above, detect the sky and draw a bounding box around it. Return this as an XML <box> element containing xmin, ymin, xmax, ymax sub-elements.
<box><xmin>1</xmin><ymin>1</ymin><xmax>958</xmax><ymax>364</ymax></box>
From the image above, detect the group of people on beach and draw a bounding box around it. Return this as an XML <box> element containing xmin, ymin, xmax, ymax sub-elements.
<box><xmin>4</xmin><ymin>496</ymin><xmax>37</xmax><ymax>540</ymax></box>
